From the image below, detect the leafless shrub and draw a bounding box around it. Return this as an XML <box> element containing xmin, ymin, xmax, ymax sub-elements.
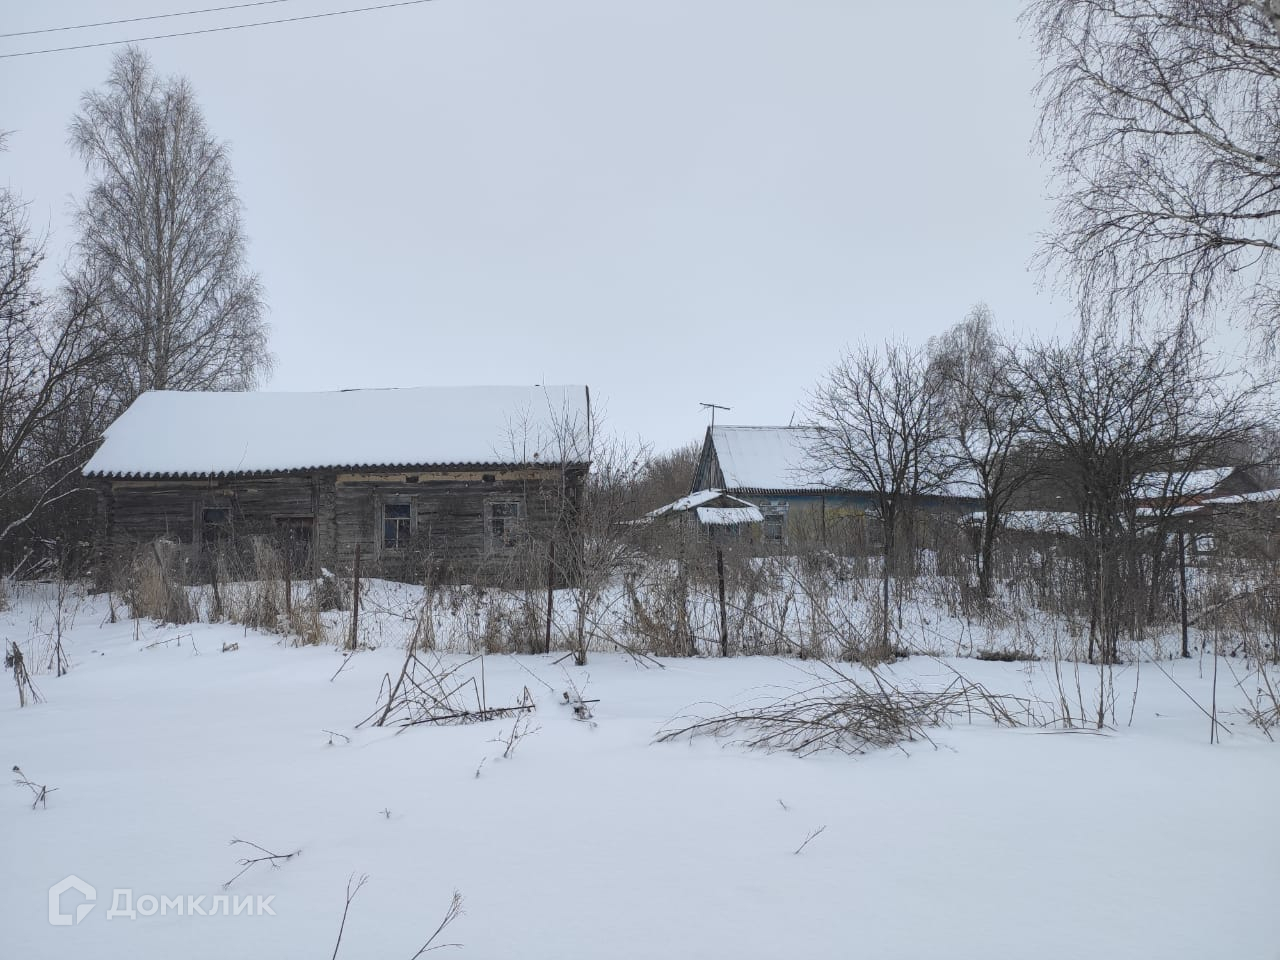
<box><xmin>561</xmin><ymin>672</ymin><xmax>598</xmax><ymax>725</ymax></box>
<box><xmin>1240</xmin><ymin>674</ymin><xmax>1280</xmax><ymax>738</ymax></box>
<box><xmin>359</xmin><ymin>647</ymin><xmax>536</xmax><ymax>729</ymax></box>
<box><xmin>221</xmin><ymin>539</ymin><xmax>284</xmax><ymax>632</ymax></box>
<box><xmin>496</xmin><ymin>709</ymin><xmax>540</xmax><ymax>758</ymax></box>
<box><xmin>621</xmin><ymin>563</ymin><xmax>694</xmax><ymax>657</ymax></box>
<box><xmin>124</xmin><ymin>541</ymin><xmax>194</xmax><ymax>624</ymax></box>
<box><xmin>657</xmin><ymin>662</ymin><xmax>1046</xmax><ymax>756</ymax></box>
<box><xmin>313</xmin><ymin>568</ymin><xmax>348</xmax><ymax>612</ymax></box>
<box><xmin>288</xmin><ymin>595</ymin><xmax>328</xmax><ymax>646</ymax></box>
<box><xmin>476</xmin><ymin>598</ymin><xmax>541</xmax><ymax>655</ymax></box>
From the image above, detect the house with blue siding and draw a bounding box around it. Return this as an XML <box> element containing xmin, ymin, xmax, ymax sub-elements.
<box><xmin>689</xmin><ymin>425</ymin><xmax>981</xmax><ymax>545</ymax></box>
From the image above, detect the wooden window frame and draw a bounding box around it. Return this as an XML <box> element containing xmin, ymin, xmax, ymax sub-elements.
<box><xmin>762</xmin><ymin>502</ymin><xmax>786</xmax><ymax>543</ymax></box>
<box><xmin>380</xmin><ymin>500</ymin><xmax>414</xmax><ymax>552</ymax></box>
<box><xmin>484</xmin><ymin>498</ymin><xmax>525</xmax><ymax>554</ymax></box>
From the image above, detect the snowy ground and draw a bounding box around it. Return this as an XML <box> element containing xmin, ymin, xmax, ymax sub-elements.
<box><xmin>2</xmin><ymin>583</ymin><xmax>1278</xmax><ymax>959</ymax></box>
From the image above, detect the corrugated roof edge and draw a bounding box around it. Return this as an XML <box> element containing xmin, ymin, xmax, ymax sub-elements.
<box><xmin>86</xmin><ymin>459</ymin><xmax>591</xmax><ymax>479</ymax></box>
<box><xmin>721</xmin><ymin>486</ymin><xmax>986</xmax><ymax>499</ymax></box>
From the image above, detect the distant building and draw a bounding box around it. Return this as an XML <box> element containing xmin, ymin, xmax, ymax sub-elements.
<box><xmin>84</xmin><ymin>385</ymin><xmax>590</xmax><ymax>583</ymax></box>
<box><xmin>688</xmin><ymin>425</ymin><xmax>980</xmax><ymax>545</ymax></box>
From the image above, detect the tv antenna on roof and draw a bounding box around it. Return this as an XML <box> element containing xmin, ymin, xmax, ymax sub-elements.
<box><xmin>700</xmin><ymin>402</ymin><xmax>730</xmax><ymax>428</ymax></box>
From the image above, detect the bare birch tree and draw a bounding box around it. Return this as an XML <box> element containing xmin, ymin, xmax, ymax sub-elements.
<box><xmin>805</xmin><ymin>341</ymin><xmax>951</xmax><ymax>655</ymax></box>
<box><xmin>69</xmin><ymin>46</ymin><xmax>270</xmax><ymax>409</ymax></box>
<box><xmin>928</xmin><ymin>304</ymin><xmax>1035</xmax><ymax>600</ymax></box>
<box><xmin>1026</xmin><ymin>0</ymin><xmax>1280</xmax><ymax>343</ymax></box>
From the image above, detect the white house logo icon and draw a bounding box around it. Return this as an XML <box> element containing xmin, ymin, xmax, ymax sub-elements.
<box><xmin>48</xmin><ymin>875</ymin><xmax>96</xmax><ymax>926</ymax></box>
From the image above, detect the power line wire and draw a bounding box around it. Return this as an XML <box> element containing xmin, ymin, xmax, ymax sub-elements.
<box><xmin>0</xmin><ymin>0</ymin><xmax>294</xmax><ymax>40</ymax></box>
<box><xmin>0</xmin><ymin>0</ymin><xmax>438</xmax><ymax>59</ymax></box>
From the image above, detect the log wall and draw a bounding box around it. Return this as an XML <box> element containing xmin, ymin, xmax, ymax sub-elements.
<box><xmin>96</xmin><ymin>466</ymin><xmax>585</xmax><ymax>584</ymax></box>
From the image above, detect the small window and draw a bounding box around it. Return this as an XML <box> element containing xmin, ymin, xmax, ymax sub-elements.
<box><xmin>762</xmin><ymin>512</ymin><xmax>785</xmax><ymax>543</ymax></box>
<box><xmin>383</xmin><ymin>503</ymin><xmax>412</xmax><ymax>550</ymax></box>
<box><xmin>202</xmin><ymin>507</ymin><xmax>232</xmax><ymax>544</ymax></box>
<box><xmin>486</xmin><ymin>500</ymin><xmax>523</xmax><ymax>551</ymax></box>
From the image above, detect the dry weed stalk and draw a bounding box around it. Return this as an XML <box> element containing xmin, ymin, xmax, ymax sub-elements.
<box><xmin>125</xmin><ymin>541</ymin><xmax>194</xmax><ymax>624</ymax></box>
<box><xmin>329</xmin><ymin>872</ymin><xmax>368</xmax><ymax>960</ymax></box>
<box><xmin>408</xmin><ymin>890</ymin><xmax>465</xmax><ymax>957</ymax></box>
<box><xmin>329</xmin><ymin>878</ymin><xmax>464</xmax><ymax>959</ymax></box>
<box><xmin>12</xmin><ymin>765</ymin><xmax>57</xmax><ymax>808</ymax></box>
<box><xmin>360</xmin><ymin>647</ymin><xmax>536</xmax><ymax>729</ymax></box>
<box><xmin>222</xmin><ymin>837</ymin><xmax>301</xmax><ymax>890</ymax></box>
<box><xmin>6</xmin><ymin>642</ymin><xmax>41</xmax><ymax>706</ymax></box>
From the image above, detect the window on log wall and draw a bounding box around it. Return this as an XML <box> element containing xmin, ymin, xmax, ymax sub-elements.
<box><xmin>485</xmin><ymin>499</ymin><xmax>524</xmax><ymax>553</ymax></box>
<box><xmin>201</xmin><ymin>506</ymin><xmax>232</xmax><ymax>546</ymax></box>
<box><xmin>382</xmin><ymin>503</ymin><xmax>412</xmax><ymax>550</ymax></box>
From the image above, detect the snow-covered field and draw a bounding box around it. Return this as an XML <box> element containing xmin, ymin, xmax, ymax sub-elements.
<box><xmin>2</xmin><ymin>583</ymin><xmax>1278</xmax><ymax>959</ymax></box>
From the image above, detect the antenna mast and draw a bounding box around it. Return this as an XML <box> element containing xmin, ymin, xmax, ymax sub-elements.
<box><xmin>699</xmin><ymin>402</ymin><xmax>730</xmax><ymax>428</ymax></box>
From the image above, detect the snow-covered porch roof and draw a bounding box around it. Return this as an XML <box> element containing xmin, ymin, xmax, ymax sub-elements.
<box><xmin>643</xmin><ymin>489</ymin><xmax>765</xmax><ymax>526</ymax></box>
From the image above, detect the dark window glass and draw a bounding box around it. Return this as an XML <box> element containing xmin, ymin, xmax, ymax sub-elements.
<box><xmin>383</xmin><ymin>503</ymin><xmax>412</xmax><ymax>549</ymax></box>
<box><xmin>202</xmin><ymin>507</ymin><xmax>231</xmax><ymax>544</ymax></box>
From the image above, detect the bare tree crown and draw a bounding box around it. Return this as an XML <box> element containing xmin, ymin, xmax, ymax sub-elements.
<box><xmin>69</xmin><ymin>45</ymin><xmax>271</xmax><ymax>407</ymax></box>
<box><xmin>1026</xmin><ymin>0</ymin><xmax>1280</xmax><ymax>343</ymax></box>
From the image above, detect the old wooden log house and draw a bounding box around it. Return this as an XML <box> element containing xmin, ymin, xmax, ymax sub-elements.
<box><xmin>84</xmin><ymin>385</ymin><xmax>591</xmax><ymax>584</ymax></box>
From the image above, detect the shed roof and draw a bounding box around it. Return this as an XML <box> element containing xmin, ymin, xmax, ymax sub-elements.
<box><xmin>644</xmin><ymin>488</ymin><xmax>762</xmax><ymax>521</ymax></box>
<box><xmin>696</xmin><ymin>505</ymin><xmax>765</xmax><ymax>526</ymax></box>
<box><xmin>83</xmin><ymin>385</ymin><xmax>591</xmax><ymax>478</ymax></box>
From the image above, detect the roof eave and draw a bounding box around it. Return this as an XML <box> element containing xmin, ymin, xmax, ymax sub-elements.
<box><xmin>86</xmin><ymin>460</ymin><xmax>591</xmax><ymax>481</ymax></box>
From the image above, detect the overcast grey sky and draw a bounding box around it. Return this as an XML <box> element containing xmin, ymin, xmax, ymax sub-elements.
<box><xmin>1</xmin><ymin>0</ymin><xmax>1072</xmax><ymax>451</ymax></box>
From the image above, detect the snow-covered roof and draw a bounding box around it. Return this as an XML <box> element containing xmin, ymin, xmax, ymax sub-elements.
<box><xmin>83</xmin><ymin>385</ymin><xmax>591</xmax><ymax>478</ymax></box>
<box><xmin>645</xmin><ymin>488</ymin><xmax>734</xmax><ymax>518</ymax></box>
<box><xmin>697</xmin><ymin>505</ymin><xmax>764</xmax><ymax>526</ymax></box>
<box><xmin>707</xmin><ymin>426</ymin><xmax>982</xmax><ymax>498</ymax></box>
<box><xmin>1201</xmin><ymin>488</ymin><xmax>1280</xmax><ymax>507</ymax></box>
<box><xmin>644</xmin><ymin>489</ymin><xmax>762</xmax><ymax>523</ymax></box>
<box><xmin>1133</xmin><ymin>467</ymin><xmax>1234</xmax><ymax>500</ymax></box>
<box><xmin>1162</xmin><ymin>488</ymin><xmax>1280</xmax><ymax>516</ymax></box>
<box><xmin>708</xmin><ymin>426</ymin><xmax>837</xmax><ymax>491</ymax></box>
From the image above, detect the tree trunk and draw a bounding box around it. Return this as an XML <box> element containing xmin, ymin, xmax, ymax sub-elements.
<box><xmin>545</xmin><ymin>539</ymin><xmax>555</xmax><ymax>655</ymax></box>
<box><xmin>1178</xmin><ymin>530</ymin><xmax>1190</xmax><ymax>658</ymax></box>
<box><xmin>978</xmin><ymin>516</ymin><xmax>997</xmax><ymax>600</ymax></box>
<box><xmin>716</xmin><ymin>546</ymin><xmax>729</xmax><ymax>658</ymax></box>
